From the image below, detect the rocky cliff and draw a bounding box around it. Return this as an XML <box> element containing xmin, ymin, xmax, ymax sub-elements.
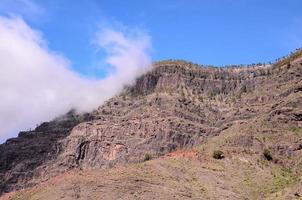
<box><xmin>0</xmin><ymin>50</ymin><xmax>302</xmax><ymax>199</ymax></box>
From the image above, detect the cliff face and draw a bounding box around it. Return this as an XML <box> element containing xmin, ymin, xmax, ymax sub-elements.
<box><xmin>0</xmin><ymin>52</ymin><xmax>302</xmax><ymax>197</ymax></box>
<box><xmin>55</xmin><ymin>63</ymin><xmax>278</xmax><ymax>169</ymax></box>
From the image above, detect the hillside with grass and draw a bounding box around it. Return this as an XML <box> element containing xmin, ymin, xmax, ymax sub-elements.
<box><xmin>1</xmin><ymin>49</ymin><xmax>302</xmax><ymax>200</ymax></box>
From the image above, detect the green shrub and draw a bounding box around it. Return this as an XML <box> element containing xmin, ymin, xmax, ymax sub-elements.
<box><xmin>207</xmin><ymin>91</ymin><xmax>214</xmax><ymax>99</ymax></box>
<box><xmin>144</xmin><ymin>153</ymin><xmax>152</xmax><ymax>161</ymax></box>
<box><xmin>263</xmin><ymin>149</ymin><xmax>273</xmax><ymax>161</ymax></box>
<box><xmin>213</xmin><ymin>150</ymin><xmax>224</xmax><ymax>159</ymax></box>
<box><xmin>289</xmin><ymin>126</ymin><xmax>302</xmax><ymax>136</ymax></box>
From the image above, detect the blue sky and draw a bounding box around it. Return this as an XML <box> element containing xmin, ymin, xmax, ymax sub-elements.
<box><xmin>1</xmin><ymin>0</ymin><xmax>302</xmax><ymax>74</ymax></box>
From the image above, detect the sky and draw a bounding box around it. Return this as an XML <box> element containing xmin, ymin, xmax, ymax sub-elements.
<box><xmin>1</xmin><ymin>0</ymin><xmax>302</xmax><ymax>70</ymax></box>
<box><xmin>0</xmin><ymin>0</ymin><xmax>302</xmax><ymax>142</ymax></box>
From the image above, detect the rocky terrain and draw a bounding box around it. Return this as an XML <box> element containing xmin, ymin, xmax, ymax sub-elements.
<box><xmin>0</xmin><ymin>49</ymin><xmax>302</xmax><ymax>199</ymax></box>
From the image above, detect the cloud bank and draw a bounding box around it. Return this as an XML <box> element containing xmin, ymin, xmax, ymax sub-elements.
<box><xmin>0</xmin><ymin>16</ymin><xmax>151</xmax><ymax>142</ymax></box>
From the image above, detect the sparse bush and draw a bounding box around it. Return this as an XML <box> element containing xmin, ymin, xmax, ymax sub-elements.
<box><xmin>143</xmin><ymin>153</ymin><xmax>152</xmax><ymax>161</ymax></box>
<box><xmin>289</xmin><ymin>126</ymin><xmax>302</xmax><ymax>136</ymax></box>
<box><xmin>263</xmin><ymin>149</ymin><xmax>273</xmax><ymax>161</ymax></box>
<box><xmin>240</xmin><ymin>85</ymin><xmax>247</xmax><ymax>94</ymax></box>
<box><xmin>213</xmin><ymin>150</ymin><xmax>224</xmax><ymax>159</ymax></box>
<box><xmin>207</xmin><ymin>91</ymin><xmax>214</xmax><ymax>99</ymax></box>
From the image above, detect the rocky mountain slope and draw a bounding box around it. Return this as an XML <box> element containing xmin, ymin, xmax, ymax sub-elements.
<box><xmin>0</xmin><ymin>49</ymin><xmax>302</xmax><ymax>199</ymax></box>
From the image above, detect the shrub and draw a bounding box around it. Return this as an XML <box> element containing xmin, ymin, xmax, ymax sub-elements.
<box><xmin>144</xmin><ymin>153</ymin><xmax>152</xmax><ymax>161</ymax></box>
<box><xmin>213</xmin><ymin>150</ymin><xmax>224</xmax><ymax>159</ymax></box>
<box><xmin>289</xmin><ymin>126</ymin><xmax>302</xmax><ymax>136</ymax></box>
<box><xmin>263</xmin><ymin>149</ymin><xmax>273</xmax><ymax>161</ymax></box>
<box><xmin>207</xmin><ymin>91</ymin><xmax>214</xmax><ymax>99</ymax></box>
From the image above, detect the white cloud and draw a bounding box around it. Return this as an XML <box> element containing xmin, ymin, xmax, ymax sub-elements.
<box><xmin>0</xmin><ymin>16</ymin><xmax>152</xmax><ymax>143</ymax></box>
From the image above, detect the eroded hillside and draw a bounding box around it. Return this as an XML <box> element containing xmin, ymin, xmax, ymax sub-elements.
<box><xmin>0</xmin><ymin>50</ymin><xmax>302</xmax><ymax>199</ymax></box>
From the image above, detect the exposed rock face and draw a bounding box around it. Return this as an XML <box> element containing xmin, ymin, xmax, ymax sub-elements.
<box><xmin>0</xmin><ymin>111</ymin><xmax>92</xmax><ymax>193</ymax></box>
<box><xmin>0</xmin><ymin>52</ymin><xmax>302</xmax><ymax>196</ymax></box>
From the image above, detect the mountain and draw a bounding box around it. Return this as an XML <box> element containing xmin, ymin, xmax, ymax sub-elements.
<box><xmin>1</xmin><ymin>49</ymin><xmax>302</xmax><ymax>199</ymax></box>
